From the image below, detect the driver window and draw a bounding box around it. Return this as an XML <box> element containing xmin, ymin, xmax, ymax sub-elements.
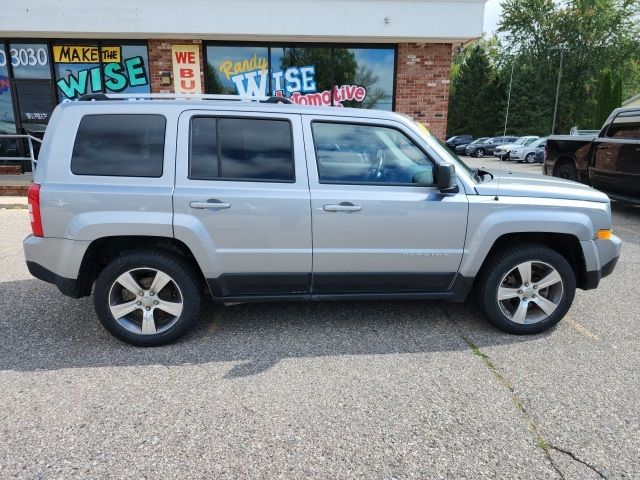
<box><xmin>311</xmin><ymin>122</ymin><xmax>435</xmax><ymax>185</ymax></box>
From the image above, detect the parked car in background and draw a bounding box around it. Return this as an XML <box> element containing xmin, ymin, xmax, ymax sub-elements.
<box><xmin>494</xmin><ymin>136</ymin><xmax>540</xmax><ymax>160</ymax></box>
<box><xmin>456</xmin><ymin>137</ymin><xmax>488</xmax><ymax>155</ymax></box>
<box><xmin>570</xmin><ymin>127</ymin><xmax>601</xmax><ymax>136</ymax></box>
<box><xmin>534</xmin><ymin>143</ymin><xmax>545</xmax><ymax>163</ymax></box>
<box><xmin>445</xmin><ymin>135</ymin><xmax>473</xmax><ymax>151</ymax></box>
<box><xmin>465</xmin><ymin>136</ymin><xmax>518</xmax><ymax>158</ymax></box>
<box><xmin>544</xmin><ymin>107</ymin><xmax>640</xmax><ymax>204</ymax></box>
<box><xmin>509</xmin><ymin>137</ymin><xmax>547</xmax><ymax>163</ymax></box>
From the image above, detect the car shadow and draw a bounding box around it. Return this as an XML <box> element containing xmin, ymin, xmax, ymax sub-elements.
<box><xmin>0</xmin><ymin>279</ymin><xmax>546</xmax><ymax>376</ymax></box>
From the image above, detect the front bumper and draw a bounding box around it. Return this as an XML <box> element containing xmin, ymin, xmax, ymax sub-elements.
<box><xmin>582</xmin><ymin>235</ymin><xmax>622</xmax><ymax>290</ymax></box>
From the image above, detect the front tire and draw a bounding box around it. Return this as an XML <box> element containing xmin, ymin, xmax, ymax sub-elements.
<box><xmin>525</xmin><ymin>153</ymin><xmax>536</xmax><ymax>163</ymax></box>
<box><xmin>93</xmin><ymin>250</ymin><xmax>201</xmax><ymax>346</ymax></box>
<box><xmin>475</xmin><ymin>244</ymin><xmax>576</xmax><ymax>335</ymax></box>
<box><xmin>475</xmin><ymin>149</ymin><xmax>485</xmax><ymax>158</ymax></box>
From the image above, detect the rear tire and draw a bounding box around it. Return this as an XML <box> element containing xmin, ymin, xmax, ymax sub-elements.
<box><xmin>93</xmin><ymin>250</ymin><xmax>201</xmax><ymax>346</ymax></box>
<box><xmin>475</xmin><ymin>244</ymin><xmax>576</xmax><ymax>335</ymax></box>
<box><xmin>555</xmin><ymin>162</ymin><xmax>578</xmax><ymax>181</ymax></box>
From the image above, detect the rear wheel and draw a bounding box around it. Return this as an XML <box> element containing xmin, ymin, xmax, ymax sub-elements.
<box><xmin>555</xmin><ymin>162</ymin><xmax>578</xmax><ymax>181</ymax></box>
<box><xmin>93</xmin><ymin>250</ymin><xmax>201</xmax><ymax>346</ymax></box>
<box><xmin>475</xmin><ymin>244</ymin><xmax>576</xmax><ymax>335</ymax></box>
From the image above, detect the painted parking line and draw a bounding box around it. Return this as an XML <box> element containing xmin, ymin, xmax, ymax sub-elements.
<box><xmin>564</xmin><ymin>315</ymin><xmax>599</xmax><ymax>341</ymax></box>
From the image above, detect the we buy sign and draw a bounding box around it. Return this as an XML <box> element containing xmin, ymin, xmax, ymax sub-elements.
<box><xmin>171</xmin><ymin>45</ymin><xmax>202</xmax><ymax>94</ymax></box>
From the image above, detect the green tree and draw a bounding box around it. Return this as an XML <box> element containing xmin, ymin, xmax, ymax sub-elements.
<box><xmin>594</xmin><ymin>70</ymin><xmax>613</xmax><ymax>127</ymax></box>
<box><xmin>447</xmin><ymin>44</ymin><xmax>505</xmax><ymax>137</ymax></box>
<box><xmin>497</xmin><ymin>0</ymin><xmax>640</xmax><ymax>132</ymax></box>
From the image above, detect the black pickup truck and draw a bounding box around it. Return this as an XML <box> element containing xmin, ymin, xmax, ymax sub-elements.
<box><xmin>543</xmin><ymin>107</ymin><xmax>640</xmax><ymax>204</ymax></box>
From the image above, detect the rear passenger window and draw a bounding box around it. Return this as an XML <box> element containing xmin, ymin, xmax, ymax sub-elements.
<box><xmin>189</xmin><ymin>117</ymin><xmax>294</xmax><ymax>182</ymax></box>
<box><xmin>71</xmin><ymin>115</ymin><xmax>165</xmax><ymax>177</ymax></box>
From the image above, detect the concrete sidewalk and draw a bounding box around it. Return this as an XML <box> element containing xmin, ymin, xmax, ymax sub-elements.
<box><xmin>0</xmin><ymin>196</ymin><xmax>28</xmax><ymax>209</ymax></box>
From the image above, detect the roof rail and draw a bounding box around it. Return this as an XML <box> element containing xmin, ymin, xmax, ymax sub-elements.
<box><xmin>78</xmin><ymin>93</ymin><xmax>293</xmax><ymax>104</ymax></box>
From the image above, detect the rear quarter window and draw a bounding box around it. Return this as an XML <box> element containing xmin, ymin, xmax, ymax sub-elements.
<box><xmin>71</xmin><ymin>114</ymin><xmax>166</xmax><ymax>177</ymax></box>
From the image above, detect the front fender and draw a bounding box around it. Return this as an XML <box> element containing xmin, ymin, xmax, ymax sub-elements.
<box><xmin>459</xmin><ymin>196</ymin><xmax>607</xmax><ymax>277</ymax></box>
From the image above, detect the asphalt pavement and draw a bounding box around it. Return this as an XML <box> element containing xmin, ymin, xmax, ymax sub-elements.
<box><xmin>1</xmin><ymin>159</ymin><xmax>638</xmax><ymax>479</ymax></box>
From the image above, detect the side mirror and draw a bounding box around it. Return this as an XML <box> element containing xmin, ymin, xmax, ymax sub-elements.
<box><xmin>437</xmin><ymin>163</ymin><xmax>458</xmax><ymax>193</ymax></box>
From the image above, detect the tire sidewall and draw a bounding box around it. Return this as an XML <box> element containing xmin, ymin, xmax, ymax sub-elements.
<box><xmin>478</xmin><ymin>247</ymin><xmax>576</xmax><ymax>335</ymax></box>
<box><xmin>93</xmin><ymin>251</ymin><xmax>201</xmax><ymax>346</ymax></box>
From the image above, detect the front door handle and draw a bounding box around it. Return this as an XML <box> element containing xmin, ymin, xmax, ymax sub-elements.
<box><xmin>323</xmin><ymin>202</ymin><xmax>362</xmax><ymax>212</ymax></box>
<box><xmin>189</xmin><ymin>200</ymin><xmax>231</xmax><ymax>210</ymax></box>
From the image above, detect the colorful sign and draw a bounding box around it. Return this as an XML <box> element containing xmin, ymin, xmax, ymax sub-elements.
<box><xmin>172</xmin><ymin>45</ymin><xmax>202</xmax><ymax>94</ymax></box>
<box><xmin>0</xmin><ymin>75</ymin><xmax>9</xmax><ymax>94</ymax></box>
<box><xmin>56</xmin><ymin>56</ymin><xmax>148</xmax><ymax>99</ymax></box>
<box><xmin>220</xmin><ymin>55</ymin><xmax>367</xmax><ymax>107</ymax></box>
<box><xmin>53</xmin><ymin>45</ymin><xmax>121</xmax><ymax>63</ymax></box>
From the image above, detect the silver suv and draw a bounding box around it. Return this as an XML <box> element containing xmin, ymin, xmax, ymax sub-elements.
<box><xmin>23</xmin><ymin>94</ymin><xmax>621</xmax><ymax>346</ymax></box>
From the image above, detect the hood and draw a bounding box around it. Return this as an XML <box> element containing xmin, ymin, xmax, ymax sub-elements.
<box><xmin>474</xmin><ymin>170</ymin><xmax>610</xmax><ymax>203</ymax></box>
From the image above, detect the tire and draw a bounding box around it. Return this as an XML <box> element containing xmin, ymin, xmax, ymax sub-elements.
<box><xmin>525</xmin><ymin>153</ymin><xmax>535</xmax><ymax>163</ymax></box>
<box><xmin>475</xmin><ymin>149</ymin><xmax>485</xmax><ymax>158</ymax></box>
<box><xmin>474</xmin><ymin>244</ymin><xmax>576</xmax><ymax>335</ymax></box>
<box><xmin>93</xmin><ymin>250</ymin><xmax>201</xmax><ymax>346</ymax></box>
<box><xmin>555</xmin><ymin>162</ymin><xmax>578</xmax><ymax>181</ymax></box>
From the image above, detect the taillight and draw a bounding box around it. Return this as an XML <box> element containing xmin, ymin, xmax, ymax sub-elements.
<box><xmin>27</xmin><ymin>183</ymin><xmax>43</xmax><ymax>237</ymax></box>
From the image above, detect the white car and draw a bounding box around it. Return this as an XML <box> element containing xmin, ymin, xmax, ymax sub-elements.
<box><xmin>509</xmin><ymin>137</ymin><xmax>547</xmax><ymax>163</ymax></box>
<box><xmin>494</xmin><ymin>136</ymin><xmax>540</xmax><ymax>161</ymax></box>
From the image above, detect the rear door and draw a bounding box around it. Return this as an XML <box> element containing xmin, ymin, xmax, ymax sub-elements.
<box><xmin>590</xmin><ymin>111</ymin><xmax>640</xmax><ymax>197</ymax></box>
<box><xmin>173</xmin><ymin>110</ymin><xmax>312</xmax><ymax>296</ymax></box>
<box><xmin>302</xmin><ymin>115</ymin><xmax>468</xmax><ymax>294</ymax></box>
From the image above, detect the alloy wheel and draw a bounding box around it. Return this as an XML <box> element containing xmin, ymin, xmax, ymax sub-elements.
<box><xmin>108</xmin><ymin>268</ymin><xmax>184</xmax><ymax>335</ymax></box>
<box><xmin>496</xmin><ymin>261</ymin><xmax>564</xmax><ymax>324</ymax></box>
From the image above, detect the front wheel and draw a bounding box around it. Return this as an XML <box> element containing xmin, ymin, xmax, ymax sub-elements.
<box><xmin>475</xmin><ymin>244</ymin><xmax>576</xmax><ymax>335</ymax></box>
<box><xmin>525</xmin><ymin>153</ymin><xmax>536</xmax><ymax>163</ymax></box>
<box><xmin>475</xmin><ymin>149</ymin><xmax>485</xmax><ymax>158</ymax></box>
<box><xmin>93</xmin><ymin>250</ymin><xmax>202</xmax><ymax>346</ymax></box>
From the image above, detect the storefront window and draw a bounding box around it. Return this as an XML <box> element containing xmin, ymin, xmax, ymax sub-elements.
<box><xmin>0</xmin><ymin>42</ymin><xmax>17</xmax><ymax>135</ymax></box>
<box><xmin>9</xmin><ymin>42</ymin><xmax>51</xmax><ymax>79</ymax></box>
<box><xmin>205</xmin><ymin>46</ymin><xmax>268</xmax><ymax>96</ymax></box>
<box><xmin>205</xmin><ymin>43</ymin><xmax>395</xmax><ymax>110</ymax></box>
<box><xmin>53</xmin><ymin>42</ymin><xmax>150</xmax><ymax>100</ymax></box>
<box><xmin>334</xmin><ymin>48</ymin><xmax>394</xmax><ymax>111</ymax></box>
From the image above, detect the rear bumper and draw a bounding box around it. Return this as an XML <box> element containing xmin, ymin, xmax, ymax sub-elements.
<box><xmin>26</xmin><ymin>260</ymin><xmax>80</xmax><ymax>297</ymax></box>
<box><xmin>23</xmin><ymin>235</ymin><xmax>90</xmax><ymax>298</ymax></box>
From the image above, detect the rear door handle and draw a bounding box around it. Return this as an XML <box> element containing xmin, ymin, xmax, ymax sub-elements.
<box><xmin>189</xmin><ymin>200</ymin><xmax>231</xmax><ymax>210</ymax></box>
<box><xmin>323</xmin><ymin>203</ymin><xmax>362</xmax><ymax>212</ymax></box>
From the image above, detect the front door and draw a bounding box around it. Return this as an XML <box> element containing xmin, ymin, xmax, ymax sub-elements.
<box><xmin>302</xmin><ymin>116</ymin><xmax>468</xmax><ymax>294</ymax></box>
<box><xmin>173</xmin><ymin>110</ymin><xmax>312</xmax><ymax>297</ymax></box>
<box><xmin>591</xmin><ymin>111</ymin><xmax>640</xmax><ymax>198</ymax></box>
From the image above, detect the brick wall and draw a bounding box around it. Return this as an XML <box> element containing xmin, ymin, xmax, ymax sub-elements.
<box><xmin>395</xmin><ymin>43</ymin><xmax>452</xmax><ymax>140</ymax></box>
<box><xmin>148</xmin><ymin>40</ymin><xmax>206</xmax><ymax>94</ymax></box>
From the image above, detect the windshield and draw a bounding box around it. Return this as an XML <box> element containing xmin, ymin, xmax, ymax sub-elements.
<box><xmin>530</xmin><ymin>137</ymin><xmax>546</xmax><ymax>147</ymax></box>
<box><xmin>411</xmin><ymin>121</ymin><xmax>474</xmax><ymax>178</ymax></box>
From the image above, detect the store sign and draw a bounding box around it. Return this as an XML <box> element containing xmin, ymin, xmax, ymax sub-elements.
<box><xmin>172</xmin><ymin>45</ymin><xmax>202</xmax><ymax>94</ymax></box>
<box><xmin>55</xmin><ymin>56</ymin><xmax>149</xmax><ymax>99</ymax></box>
<box><xmin>53</xmin><ymin>45</ymin><xmax>121</xmax><ymax>63</ymax></box>
<box><xmin>220</xmin><ymin>55</ymin><xmax>367</xmax><ymax>107</ymax></box>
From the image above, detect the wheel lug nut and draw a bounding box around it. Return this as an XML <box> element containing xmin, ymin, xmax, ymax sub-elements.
<box><xmin>525</xmin><ymin>283</ymin><xmax>529</xmax><ymax>287</ymax></box>
<box><xmin>532</xmin><ymin>294</ymin><xmax>537</xmax><ymax>298</ymax></box>
<box><xmin>146</xmin><ymin>307</ymin><xmax>151</xmax><ymax>311</ymax></box>
<box><xmin>153</xmin><ymin>300</ymin><xmax>158</xmax><ymax>305</ymax></box>
<box><xmin>518</xmin><ymin>290</ymin><xmax>523</xmax><ymax>294</ymax></box>
<box><xmin>139</xmin><ymin>291</ymin><xmax>144</xmax><ymax>296</ymax></box>
<box><xmin>523</xmin><ymin>297</ymin><xmax>528</xmax><ymax>301</ymax></box>
<box><xmin>533</xmin><ymin>285</ymin><xmax>537</xmax><ymax>289</ymax></box>
<box><xmin>150</xmin><ymin>292</ymin><xmax>155</xmax><ymax>297</ymax></box>
<box><xmin>137</xmin><ymin>301</ymin><xmax>141</xmax><ymax>306</ymax></box>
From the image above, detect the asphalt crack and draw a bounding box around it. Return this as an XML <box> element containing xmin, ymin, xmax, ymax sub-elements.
<box><xmin>460</xmin><ymin>335</ymin><xmax>608</xmax><ymax>479</ymax></box>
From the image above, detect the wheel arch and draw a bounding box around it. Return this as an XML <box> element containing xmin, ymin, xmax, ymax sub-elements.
<box><xmin>75</xmin><ymin>236</ymin><xmax>207</xmax><ymax>298</ymax></box>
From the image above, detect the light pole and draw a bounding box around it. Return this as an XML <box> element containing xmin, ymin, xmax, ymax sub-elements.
<box><xmin>551</xmin><ymin>47</ymin><xmax>564</xmax><ymax>134</ymax></box>
<box><xmin>503</xmin><ymin>62</ymin><xmax>515</xmax><ymax>138</ymax></box>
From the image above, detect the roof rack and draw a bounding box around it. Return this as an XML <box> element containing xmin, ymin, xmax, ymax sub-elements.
<box><xmin>78</xmin><ymin>93</ymin><xmax>293</xmax><ymax>104</ymax></box>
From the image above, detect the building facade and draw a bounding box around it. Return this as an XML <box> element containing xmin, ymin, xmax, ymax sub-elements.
<box><xmin>0</xmin><ymin>0</ymin><xmax>486</xmax><ymax>142</ymax></box>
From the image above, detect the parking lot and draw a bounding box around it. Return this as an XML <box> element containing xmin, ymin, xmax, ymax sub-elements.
<box><xmin>1</xmin><ymin>158</ymin><xmax>638</xmax><ymax>479</ymax></box>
